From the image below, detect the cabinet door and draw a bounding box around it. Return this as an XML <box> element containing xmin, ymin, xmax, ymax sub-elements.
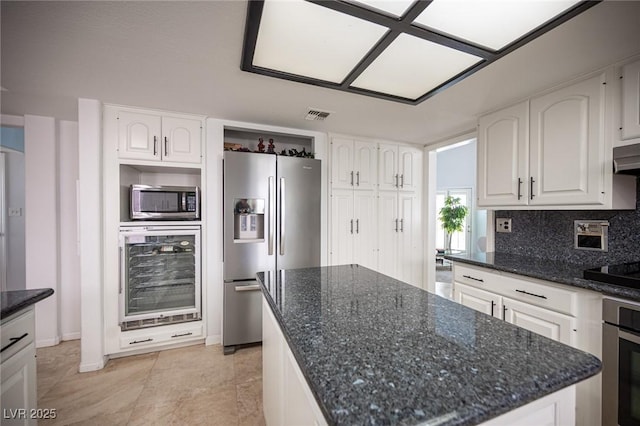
<box><xmin>1</xmin><ymin>343</ymin><xmax>37</xmax><ymax>426</ymax></box>
<box><xmin>353</xmin><ymin>140</ymin><xmax>377</xmax><ymax>190</ymax></box>
<box><xmin>378</xmin><ymin>143</ymin><xmax>398</xmax><ymax>191</ymax></box>
<box><xmin>353</xmin><ymin>191</ymin><xmax>377</xmax><ymax>270</ymax></box>
<box><xmin>622</xmin><ymin>59</ymin><xmax>640</xmax><ymax>140</ymax></box>
<box><xmin>529</xmin><ymin>73</ymin><xmax>605</xmax><ymax>206</ymax></box>
<box><xmin>330</xmin><ymin>189</ymin><xmax>354</xmax><ymax>265</ymax></box>
<box><xmin>454</xmin><ymin>282</ymin><xmax>501</xmax><ymax>318</ymax></box>
<box><xmin>262</xmin><ymin>299</ymin><xmax>284</xmax><ymax>426</ymax></box>
<box><xmin>331</xmin><ymin>138</ymin><xmax>354</xmax><ymax>189</ymax></box>
<box><xmin>477</xmin><ymin>101</ymin><xmax>529</xmax><ymax>206</ymax></box>
<box><xmin>117</xmin><ymin>110</ymin><xmax>162</xmax><ymax>161</ymax></box>
<box><xmin>503</xmin><ymin>297</ymin><xmax>576</xmax><ymax>346</ymax></box>
<box><xmin>398</xmin><ymin>146</ymin><xmax>421</xmax><ymax>192</ymax></box>
<box><xmin>397</xmin><ymin>192</ymin><xmax>421</xmax><ymax>286</ymax></box>
<box><xmin>377</xmin><ymin>191</ymin><xmax>398</xmax><ymax>279</ymax></box>
<box><xmin>161</xmin><ymin>116</ymin><xmax>202</xmax><ymax>164</ymax></box>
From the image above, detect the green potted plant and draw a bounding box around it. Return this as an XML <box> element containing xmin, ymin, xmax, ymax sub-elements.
<box><xmin>439</xmin><ymin>195</ymin><xmax>468</xmax><ymax>253</ymax></box>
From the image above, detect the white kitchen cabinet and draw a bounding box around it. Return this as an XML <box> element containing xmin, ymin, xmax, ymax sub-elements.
<box><xmin>477</xmin><ymin>101</ymin><xmax>529</xmax><ymax>206</ymax></box>
<box><xmin>378</xmin><ymin>191</ymin><xmax>422</xmax><ymax>287</ymax></box>
<box><xmin>621</xmin><ymin>57</ymin><xmax>640</xmax><ymax>141</ymax></box>
<box><xmin>452</xmin><ymin>262</ymin><xmax>602</xmax><ymax>426</ymax></box>
<box><xmin>478</xmin><ymin>71</ymin><xmax>635</xmax><ymax>209</ymax></box>
<box><xmin>378</xmin><ymin>143</ymin><xmax>420</xmax><ymax>192</ymax></box>
<box><xmin>117</xmin><ymin>108</ymin><xmax>203</xmax><ymax>164</ymax></box>
<box><xmin>330</xmin><ymin>137</ymin><xmax>376</xmax><ymax>190</ymax></box>
<box><xmin>330</xmin><ymin>189</ymin><xmax>377</xmax><ymax>270</ymax></box>
<box><xmin>1</xmin><ymin>307</ymin><xmax>37</xmax><ymax>426</ymax></box>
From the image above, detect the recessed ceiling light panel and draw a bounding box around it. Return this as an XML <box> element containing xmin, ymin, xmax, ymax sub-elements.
<box><xmin>414</xmin><ymin>0</ymin><xmax>582</xmax><ymax>51</ymax></box>
<box><xmin>252</xmin><ymin>0</ymin><xmax>388</xmax><ymax>83</ymax></box>
<box><xmin>351</xmin><ymin>33</ymin><xmax>482</xmax><ymax>99</ymax></box>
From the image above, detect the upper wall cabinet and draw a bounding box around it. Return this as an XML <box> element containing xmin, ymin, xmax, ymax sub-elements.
<box><xmin>478</xmin><ymin>71</ymin><xmax>636</xmax><ymax>210</ymax></box>
<box><xmin>331</xmin><ymin>137</ymin><xmax>377</xmax><ymax>190</ymax></box>
<box><xmin>620</xmin><ymin>58</ymin><xmax>640</xmax><ymax>142</ymax></box>
<box><xmin>378</xmin><ymin>143</ymin><xmax>420</xmax><ymax>192</ymax></box>
<box><xmin>117</xmin><ymin>109</ymin><xmax>203</xmax><ymax>165</ymax></box>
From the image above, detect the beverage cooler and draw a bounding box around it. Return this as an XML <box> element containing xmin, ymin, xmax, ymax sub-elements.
<box><xmin>119</xmin><ymin>226</ymin><xmax>201</xmax><ymax>331</ymax></box>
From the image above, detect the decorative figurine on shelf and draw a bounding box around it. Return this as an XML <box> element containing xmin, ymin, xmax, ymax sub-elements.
<box><xmin>257</xmin><ymin>138</ymin><xmax>265</xmax><ymax>153</ymax></box>
<box><xmin>267</xmin><ymin>138</ymin><xmax>275</xmax><ymax>154</ymax></box>
<box><xmin>280</xmin><ymin>149</ymin><xmax>287</xmax><ymax>156</ymax></box>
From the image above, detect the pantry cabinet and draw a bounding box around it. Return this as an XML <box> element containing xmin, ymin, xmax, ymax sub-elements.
<box><xmin>378</xmin><ymin>143</ymin><xmax>420</xmax><ymax>192</ymax></box>
<box><xmin>330</xmin><ymin>189</ymin><xmax>377</xmax><ymax>270</ymax></box>
<box><xmin>117</xmin><ymin>108</ymin><xmax>203</xmax><ymax>164</ymax></box>
<box><xmin>478</xmin><ymin>71</ymin><xmax>635</xmax><ymax>209</ymax></box>
<box><xmin>330</xmin><ymin>137</ymin><xmax>377</xmax><ymax>190</ymax></box>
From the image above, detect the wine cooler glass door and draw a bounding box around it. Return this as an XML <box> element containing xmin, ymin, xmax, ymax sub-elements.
<box><xmin>119</xmin><ymin>227</ymin><xmax>201</xmax><ymax>327</ymax></box>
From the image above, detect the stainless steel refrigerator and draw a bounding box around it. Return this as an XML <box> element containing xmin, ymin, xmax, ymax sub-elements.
<box><xmin>223</xmin><ymin>151</ymin><xmax>321</xmax><ymax>354</ymax></box>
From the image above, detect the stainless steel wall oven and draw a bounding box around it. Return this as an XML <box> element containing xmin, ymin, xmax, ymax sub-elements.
<box><xmin>119</xmin><ymin>225</ymin><xmax>201</xmax><ymax>331</ymax></box>
<box><xmin>603</xmin><ymin>298</ymin><xmax>640</xmax><ymax>426</ymax></box>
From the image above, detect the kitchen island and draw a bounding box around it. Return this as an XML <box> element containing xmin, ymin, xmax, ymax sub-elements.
<box><xmin>257</xmin><ymin>265</ymin><xmax>601</xmax><ymax>426</ymax></box>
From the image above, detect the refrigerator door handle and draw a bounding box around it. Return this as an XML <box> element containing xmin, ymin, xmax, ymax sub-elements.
<box><xmin>280</xmin><ymin>177</ymin><xmax>285</xmax><ymax>255</ymax></box>
<box><xmin>268</xmin><ymin>176</ymin><xmax>275</xmax><ymax>255</ymax></box>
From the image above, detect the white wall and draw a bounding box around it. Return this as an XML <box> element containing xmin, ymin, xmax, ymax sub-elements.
<box><xmin>78</xmin><ymin>98</ymin><xmax>106</xmax><ymax>372</ymax></box>
<box><xmin>436</xmin><ymin>140</ymin><xmax>476</xmax><ymax>191</ymax></box>
<box><xmin>24</xmin><ymin>114</ymin><xmax>60</xmax><ymax>347</ymax></box>
<box><xmin>59</xmin><ymin>120</ymin><xmax>81</xmax><ymax>340</ymax></box>
<box><xmin>2</xmin><ymin>148</ymin><xmax>26</xmax><ymax>291</ymax></box>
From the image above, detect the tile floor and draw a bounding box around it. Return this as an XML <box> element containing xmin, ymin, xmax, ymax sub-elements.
<box><xmin>36</xmin><ymin>341</ymin><xmax>265</xmax><ymax>425</ymax></box>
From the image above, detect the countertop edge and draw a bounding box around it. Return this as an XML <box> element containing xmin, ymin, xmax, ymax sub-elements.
<box><xmin>1</xmin><ymin>288</ymin><xmax>55</xmax><ymax>320</ymax></box>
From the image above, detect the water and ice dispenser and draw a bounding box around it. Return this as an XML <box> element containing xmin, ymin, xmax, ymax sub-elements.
<box><xmin>233</xmin><ymin>198</ymin><xmax>265</xmax><ymax>241</ymax></box>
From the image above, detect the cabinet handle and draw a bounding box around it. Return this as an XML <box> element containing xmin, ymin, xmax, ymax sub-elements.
<box><xmin>463</xmin><ymin>274</ymin><xmax>484</xmax><ymax>283</ymax></box>
<box><xmin>491</xmin><ymin>301</ymin><xmax>495</xmax><ymax>317</ymax></box>
<box><xmin>530</xmin><ymin>177</ymin><xmax>535</xmax><ymax>200</ymax></box>
<box><xmin>350</xmin><ymin>171</ymin><xmax>354</xmax><ymax>186</ymax></box>
<box><xmin>400</xmin><ymin>174</ymin><xmax>404</xmax><ymax>188</ymax></box>
<box><xmin>171</xmin><ymin>332</ymin><xmax>193</xmax><ymax>338</ymax></box>
<box><xmin>356</xmin><ymin>219</ymin><xmax>359</xmax><ymax>234</ymax></box>
<box><xmin>129</xmin><ymin>338</ymin><xmax>153</xmax><ymax>345</ymax></box>
<box><xmin>356</xmin><ymin>171</ymin><xmax>360</xmax><ymax>186</ymax></box>
<box><xmin>400</xmin><ymin>218</ymin><xmax>404</xmax><ymax>232</ymax></box>
<box><xmin>395</xmin><ymin>174</ymin><xmax>399</xmax><ymax>188</ymax></box>
<box><xmin>517</xmin><ymin>178</ymin><xmax>522</xmax><ymax>200</ymax></box>
<box><xmin>119</xmin><ymin>246</ymin><xmax>123</xmax><ymax>294</ymax></box>
<box><xmin>515</xmin><ymin>289</ymin><xmax>547</xmax><ymax>299</ymax></box>
<box><xmin>502</xmin><ymin>306</ymin><xmax>508</xmax><ymax>321</ymax></box>
<box><xmin>164</xmin><ymin>136</ymin><xmax>169</xmax><ymax>157</ymax></box>
<box><xmin>350</xmin><ymin>219</ymin><xmax>354</xmax><ymax>234</ymax></box>
<box><xmin>1</xmin><ymin>333</ymin><xmax>29</xmax><ymax>353</ymax></box>
<box><xmin>395</xmin><ymin>219</ymin><xmax>399</xmax><ymax>232</ymax></box>
<box><xmin>153</xmin><ymin>136</ymin><xmax>158</xmax><ymax>156</ymax></box>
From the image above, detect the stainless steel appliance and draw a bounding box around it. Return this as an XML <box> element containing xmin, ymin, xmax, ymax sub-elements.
<box><xmin>613</xmin><ymin>143</ymin><xmax>640</xmax><ymax>175</ymax></box>
<box><xmin>119</xmin><ymin>225</ymin><xmax>201</xmax><ymax>330</ymax></box>
<box><xmin>602</xmin><ymin>298</ymin><xmax>640</xmax><ymax>426</ymax></box>
<box><xmin>223</xmin><ymin>151</ymin><xmax>321</xmax><ymax>354</ymax></box>
<box><xmin>130</xmin><ymin>184</ymin><xmax>200</xmax><ymax>220</ymax></box>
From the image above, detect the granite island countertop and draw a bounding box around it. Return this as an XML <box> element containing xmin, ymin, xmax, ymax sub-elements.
<box><xmin>445</xmin><ymin>251</ymin><xmax>640</xmax><ymax>302</ymax></box>
<box><xmin>258</xmin><ymin>265</ymin><xmax>601</xmax><ymax>426</ymax></box>
<box><xmin>1</xmin><ymin>288</ymin><xmax>54</xmax><ymax>319</ymax></box>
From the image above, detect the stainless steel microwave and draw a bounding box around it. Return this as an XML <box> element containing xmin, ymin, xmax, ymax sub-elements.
<box><xmin>130</xmin><ymin>184</ymin><xmax>200</xmax><ymax>220</ymax></box>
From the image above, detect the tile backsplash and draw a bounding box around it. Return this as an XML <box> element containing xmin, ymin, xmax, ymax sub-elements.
<box><xmin>494</xmin><ymin>177</ymin><xmax>640</xmax><ymax>266</ymax></box>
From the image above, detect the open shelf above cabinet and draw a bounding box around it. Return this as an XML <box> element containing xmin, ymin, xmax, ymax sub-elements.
<box><xmin>224</xmin><ymin>128</ymin><xmax>314</xmax><ymax>156</ymax></box>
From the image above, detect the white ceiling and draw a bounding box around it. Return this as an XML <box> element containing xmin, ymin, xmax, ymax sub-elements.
<box><xmin>2</xmin><ymin>1</ymin><xmax>640</xmax><ymax>145</ymax></box>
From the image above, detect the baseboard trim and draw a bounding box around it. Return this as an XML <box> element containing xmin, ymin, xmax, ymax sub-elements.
<box><xmin>205</xmin><ymin>334</ymin><xmax>221</xmax><ymax>346</ymax></box>
<box><xmin>62</xmin><ymin>332</ymin><xmax>81</xmax><ymax>341</ymax></box>
<box><xmin>36</xmin><ymin>336</ymin><xmax>61</xmax><ymax>348</ymax></box>
<box><xmin>78</xmin><ymin>356</ymin><xmax>107</xmax><ymax>373</ymax></box>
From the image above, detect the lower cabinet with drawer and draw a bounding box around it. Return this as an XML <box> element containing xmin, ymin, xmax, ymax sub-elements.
<box><xmin>452</xmin><ymin>262</ymin><xmax>602</xmax><ymax>426</ymax></box>
<box><xmin>1</xmin><ymin>306</ymin><xmax>37</xmax><ymax>426</ymax></box>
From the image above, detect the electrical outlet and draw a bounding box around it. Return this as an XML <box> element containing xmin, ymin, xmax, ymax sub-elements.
<box><xmin>496</xmin><ymin>218</ymin><xmax>512</xmax><ymax>233</ymax></box>
<box><xmin>8</xmin><ymin>207</ymin><xmax>22</xmax><ymax>217</ymax></box>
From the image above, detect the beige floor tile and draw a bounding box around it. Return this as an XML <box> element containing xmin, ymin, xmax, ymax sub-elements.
<box><xmin>37</xmin><ymin>340</ymin><xmax>81</xmax><ymax>400</ymax></box>
<box><xmin>234</xmin><ymin>345</ymin><xmax>262</xmax><ymax>384</ymax></box>
<box><xmin>237</xmin><ymin>379</ymin><xmax>265</xmax><ymax>426</ymax></box>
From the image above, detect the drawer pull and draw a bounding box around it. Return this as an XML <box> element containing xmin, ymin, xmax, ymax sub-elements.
<box><xmin>515</xmin><ymin>289</ymin><xmax>547</xmax><ymax>299</ymax></box>
<box><xmin>463</xmin><ymin>275</ymin><xmax>484</xmax><ymax>283</ymax></box>
<box><xmin>1</xmin><ymin>333</ymin><xmax>29</xmax><ymax>353</ymax></box>
<box><xmin>129</xmin><ymin>338</ymin><xmax>153</xmax><ymax>345</ymax></box>
<box><xmin>171</xmin><ymin>332</ymin><xmax>193</xmax><ymax>338</ymax></box>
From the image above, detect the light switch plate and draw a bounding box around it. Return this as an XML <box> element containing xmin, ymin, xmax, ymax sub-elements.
<box><xmin>496</xmin><ymin>218</ymin><xmax>512</xmax><ymax>233</ymax></box>
<box><xmin>8</xmin><ymin>207</ymin><xmax>22</xmax><ymax>217</ymax></box>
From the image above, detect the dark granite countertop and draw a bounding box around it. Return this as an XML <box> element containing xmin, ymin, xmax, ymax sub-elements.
<box><xmin>445</xmin><ymin>251</ymin><xmax>640</xmax><ymax>302</ymax></box>
<box><xmin>258</xmin><ymin>265</ymin><xmax>601</xmax><ymax>426</ymax></box>
<box><xmin>1</xmin><ymin>288</ymin><xmax>54</xmax><ymax>320</ymax></box>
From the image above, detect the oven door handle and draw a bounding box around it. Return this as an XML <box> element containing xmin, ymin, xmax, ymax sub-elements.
<box><xmin>620</xmin><ymin>329</ymin><xmax>640</xmax><ymax>345</ymax></box>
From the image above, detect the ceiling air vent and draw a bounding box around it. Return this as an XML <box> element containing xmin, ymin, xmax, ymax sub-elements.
<box><xmin>305</xmin><ymin>109</ymin><xmax>331</xmax><ymax>121</ymax></box>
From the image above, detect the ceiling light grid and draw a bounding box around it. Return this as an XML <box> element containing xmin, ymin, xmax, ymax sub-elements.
<box><xmin>241</xmin><ymin>0</ymin><xmax>600</xmax><ymax>105</ymax></box>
